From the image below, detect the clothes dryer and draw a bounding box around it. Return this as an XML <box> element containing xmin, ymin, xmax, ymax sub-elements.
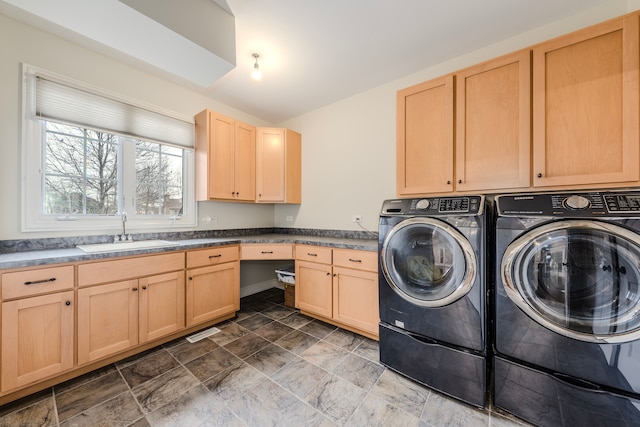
<box><xmin>494</xmin><ymin>191</ymin><xmax>640</xmax><ymax>426</ymax></box>
<box><xmin>378</xmin><ymin>196</ymin><xmax>490</xmax><ymax>408</ymax></box>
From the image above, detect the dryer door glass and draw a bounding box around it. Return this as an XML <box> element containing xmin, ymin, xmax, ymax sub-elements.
<box><xmin>502</xmin><ymin>220</ymin><xmax>640</xmax><ymax>343</ymax></box>
<box><xmin>381</xmin><ymin>217</ymin><xmax>476</xmax><ymax>307</ymax></box>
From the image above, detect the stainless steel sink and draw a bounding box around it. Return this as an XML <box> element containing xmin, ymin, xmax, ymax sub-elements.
<box><xmin>76</xmin><ymin>240</ymin><xmax>180</xmax><ymax>253</ymax></box>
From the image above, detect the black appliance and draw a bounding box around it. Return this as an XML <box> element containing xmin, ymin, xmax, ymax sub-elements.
<box><xmin>494</xmin><ymin>191</ymin><xmax>640</xmax><ymax>426</ymax></box>
<box><xmin>378</xmin><ymin>196</ymin><xmax>489</xmax><ymax>408</ymax></box>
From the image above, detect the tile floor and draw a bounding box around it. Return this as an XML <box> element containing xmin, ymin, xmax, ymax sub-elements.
<box><xmin>0</xmin><ymin>288</ymin><xmax>531</xmax><ymax>427</ymax></box>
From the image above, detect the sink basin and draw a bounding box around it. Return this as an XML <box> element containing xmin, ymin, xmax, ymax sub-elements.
<box><xmin>76</xmin><ymin>240</ymin><xmax>180</xmax><ymax>253</ymax></box>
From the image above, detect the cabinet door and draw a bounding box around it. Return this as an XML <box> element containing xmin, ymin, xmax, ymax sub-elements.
<box><xmin>78</xmin><ymin>280</ymin><xmax>139</xmax><ymax>365</ymax></box>
<box><xmin>295</xmin><ymin>260</ymin><xmax>333</xmax><ymax>318</ymax></box>
<box><xmin>139</xmin><ymin>271</ymin><xmax>185</xmax><ymax>343</ymax></box>
<box><xmin>208</xmin><ymin>111</ymin><xmax>236</xmax><ymax>199</ymax></box>
<box><xmin>533</xmin><ymin>15</ymin><xmax>640</xmax><ymax>187</ymax></box>
<box><xmin>1</xmin><ymin>291</ymin><xmax>74</xmax><ymax>392</ymax></box>
<box><xmin>234</xmin><ymin>120</ymin><xmax>256</xmax><ymax>201</ymax></box>
<box><xmin>332</xmin><ymin>266</ymin><xmax>379</xmax><ymax>336</ymax></box>
<box><xmin>397</xmin><ymin>75</ymin><xmax>454</xmax><ymax>195</ymax></box>
<box><xmin>186</xmin><ymin>261</ymin><xmax>240</xmax><ymax>326</ymax></box>
<box><xmin>256</xmin><ymin>128</ymin><xmax>286</xmax><ymax>202</ymax></box>
<box><xmin>456</xmin><ymin>50</ymin><xmax>531</xmax><ymax>191</ymax></box>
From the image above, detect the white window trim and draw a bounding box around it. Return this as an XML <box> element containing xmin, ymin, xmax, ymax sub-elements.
<box><xmin>21</xmin><ymin>63</ymin><xmax>197</xmax><ymax>233</ymax></box>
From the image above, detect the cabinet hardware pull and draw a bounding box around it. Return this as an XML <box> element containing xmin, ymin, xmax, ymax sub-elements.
<box><xmin>261</xmin><ymin>251</ymin><xmax>274</xmax><ymax>254</ymax></box>
<box><xmin>458</xmin><ymin>180</ymin><xmax>462</xmax><ymax>184</ymax></box>
<box><xmin>307</xmin><ymin>253</ymin><xmax>317</xmax><ymax>256</ymax></box>
<box><xmin>209</xmin><ymin>254</ymin><xmax>222</xmax><ymax>258</ymax></box>
<box><xmin>24</xmin><ymin>277</ymin><xmax>56</xmax><ymax>285</ymax></box>
<box><xmin>132</xmin><ymin>287</ymin><xmax>138</xmax><ymax>291</ymax></box>
<box><xmin>65</xmin><ymin>301</ymin><xmax>71</xmax><ymax>306</ymax></box>
<box><xmin>348</xmin><ymin>258</ymin><xmax>362</xmax><ymax>263</ymax></box>
<box><xmin>326</xmin><ymin>272</ymin><xmax>331</xmax><ymax>276</ymax></box>
<box><xmin>189</xmin><ymin>277</ymin><xmax>192</xmax><ymax>280</ymax></box>
<box><xmin>537</xmin><ymin>173</ymin><xmax>542</xmax><ymax>178</ymax></box>
<box><xmin>446</xmin><ymin>180</ymin><xmax>451</xmax><ymax>185</ymax></box>
<box><xmin>142</xmin><ymin>286</ymin><xmax>147</xmax><ymax>290</ymax></box>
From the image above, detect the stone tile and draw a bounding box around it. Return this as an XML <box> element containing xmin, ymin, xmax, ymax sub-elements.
<box><xmin>56</xmin><ymin>371</ymin><xmax>129</xmax><ymax>422</ymax></box>
<box><xmin>261</xmin><ymin>304</ymin><xmax>295</xmax><ymax>320</ymax></box>
<box><xmin>59</xmin><ymin>391</ymin><xmax>143</xmax><ymax>427</ymax></box>
<box><xmin>0</xmin><ymin>396</ymin><xmax>56</xmax><ymax>427</ymax></box>
<box><xmin>271</xmin><ymin>357</ymin><xmax>328</xmax><ymax>398</ymax></box>
<box><xmin>301</xmin><ymin>341</ymin><xmax>349</xmax><ymax>371</ymax></box>
<box><xmin>128</xmin><ymin>417</ymin><xmax>151</xmax><ymax>427</ymax></box>
<box><xmin>275</xmin><ymin>330</ymin><xmax>320</xmax><ymax>355</ymax></box>
<box><xmin>0</xmin><ymin>388</ymin><xmax>53</xmax><ymax>418</ymax></box>
<box><xmin>119</xmin><ymin>350</ymin><xmax>180</xmax><ymax>388</ymax></box>
<box><xmin>279</xmin><ymin>400</ymin><xmax>336</xmax><ymax>427</ymax></box>
<box><xmin>244</xmin><ymin>299</ymin><xmax>277</xmax><ymax>312</ymax></box>
<box><xmin>279</xmin><ymin>312</ymin><xmax>314</xmax><ymax>329</ymax></box>
<box><xmin>166</xmin><ymin>338</ymin><xmax>219</xmax><ymax>364</ymax></box>
<box><xmin>236</xmin><ymin>313</ymin><xmax>274</xmax><ymax>331</ymax></box>
<box><xmin>352</xmin><ymin>337</ymin><xmax>380</xmax><ymax>363</ymax></box>
<box><xmin>299</xmin><ymin>320</ymin><xmax>338</xmax><ymax>339</ymax></box>
<box><xmin>203</xmin><ymin>362</ymin><xmax>267</xmax><ymax>403</ymax></box>
<box><xmin>368</xmin><ymin>369</ymin><xmax>430</xmax><ymax>418</ymax></box>
<box><xmin>184</xmin><ymin>346</ymin><xmax>242</xmax><ymax>382</ymax></box>
<box><xmin>209</xmin><ymin>322</ymin><xmax>250</xmax><ymax>346</ymax></box>
<box><xmin>115</xmin><ymin>346</ymin><xmax>163</xmax><ymax>369</ymax></box>
<box><xmin>253</xmin><ymin>321</ymin><xmax>295</xmax><ymax>342</ymax></box>
<box><xmin>421</xmin><ymin>392</ymin><xmax>489</xmax><ymax>426</ymax></box>
<box><xmin>131</xmin><ymin>366</ymin><xmax>200</xmax><ymax>413</ymax></box>
<box><xmin>223</xmin><ymin>332</ymin><xmax>270</xmax><ymax>359</ymax></box>
<box><xmin>234</xmin><ymin>308</ymin><xmax>257</xmax><ymax>321</ymax></box>
<box><xmin>323</xmin><ymin>328</ymin><xmax>365</xmax><ymax>351</ymax></box>
<box><xmin>332</xmin><ymin>353</ymin><xmax>385</xmax><ymax>391</ymax></box>
<box><xmin>146</xmin><ymin>385</ymin><xmax>244</xmax><ymax>427</ymax></box>
<box><xmin>304</xmin><ymin>374</ymin><xmax>368</xmax><ymax>425</ymax></box>
<box><xmin>227</xmin><ymin>378</ymin><xmax>299</xmax><ymax>427</ymax></box>
<box><xmin>244</xmin><ymin>344</ymin><xmax>296</xmax><ymax>376</ymax></box>
<box><xmin>490</xmin><ymin>412</ymin><xmax>533</xmax><ymax>427</ymax></box>
<box><xmin>346</xmin><ymin>393</ymin><xmax>420</xmax><ymax>427</ymax></box>
<box><xmin>54</xmin><ymin>364</ymin><xmax>118</xmax><ymax>395</ymax></box>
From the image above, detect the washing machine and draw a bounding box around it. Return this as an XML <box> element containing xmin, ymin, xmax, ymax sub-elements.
<box><xmin>378</xmin><ymin>196</ymin><xmax>490</xmax><ymax>408</ymax></box>
<box><xmin>494</xmin><ymin>191</ymin><xmax>640</xmax><ymax>426</ymax></box>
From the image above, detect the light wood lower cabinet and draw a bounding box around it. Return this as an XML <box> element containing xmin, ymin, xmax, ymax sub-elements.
<box><xmin>77</xmin><ymin>270</ymin><xmax>185</xmax><ymax>365</ymax></box>
<box><xmin>1</xmin><ymin>291</ymin><xmax>74</xmax><ymax>392</ymax></box>
<box><xmin>186</xmin><ymin>246</ymin><xmax>240</xmax><ymax>327</ymax></box>
<box><xmin>295</xmin><ymin>246</ymin><xmax>379</xmax><ymax>339</ymax></box>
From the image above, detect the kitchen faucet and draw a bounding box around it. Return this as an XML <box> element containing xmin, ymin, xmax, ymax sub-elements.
<box><xmin>114</xmin><ymin>212</ymin><xmax>132</xmax><ymax>242</ymax></box>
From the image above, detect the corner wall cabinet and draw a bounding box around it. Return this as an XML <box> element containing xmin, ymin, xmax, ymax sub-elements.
<box><xmin>256</xmin><ymin>127</ymin><xmax>302</xmax><ymax>203</ymax></box>
<box><xmin>295</xmin><ymin>245</ymin><xmax>379</xmax><ymax>339</ymax></box>
<box><xmin>195</xmin><ymin>109</ymin><xmax>256</xmax><ymax>201</ymax></box>
<box><xmin>398</xmin><ymin>11</ymin><xmax>640</xmax><ymax>195</ymax></box>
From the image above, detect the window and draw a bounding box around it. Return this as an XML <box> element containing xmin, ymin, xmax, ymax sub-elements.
<box><xmin>22</xmin><ymin>64</ymin><xmax>196</xmax><ymax>232</ymax></box>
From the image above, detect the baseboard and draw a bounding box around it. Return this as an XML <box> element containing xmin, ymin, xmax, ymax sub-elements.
<box><xmin>240</xmin><ymin>278</ymin><xmax>282</xmax><ymax>298</ymax></box>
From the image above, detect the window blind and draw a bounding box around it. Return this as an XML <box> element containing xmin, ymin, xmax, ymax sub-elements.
<box><xmin>32</xmin><ymin>74</ymin><xmax>194</xmax><ymax>149</ymax></box>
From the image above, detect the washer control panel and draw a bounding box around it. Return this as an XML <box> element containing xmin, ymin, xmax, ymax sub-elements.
<box><xmin>381</xmin><ymin>196</ymin><xmax>483</xmax><ymax>216</ymax></box>
<box><xmin>497</xmin><ymin>191</ymin><xmax>640</xmax><ymax>217</ymax></box>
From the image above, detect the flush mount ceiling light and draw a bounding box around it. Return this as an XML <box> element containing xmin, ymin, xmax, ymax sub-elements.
<box><xmin>252</xmin><ymin>53</ymin><xmax>262</xmax><ymax>80</ymax></box>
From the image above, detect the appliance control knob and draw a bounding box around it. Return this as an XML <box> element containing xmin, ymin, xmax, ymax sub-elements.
<box><xmin>415</xmin><ymin>199</ymin><xmax>431</xmax><ymax>210</ymax></box>
<box><xmin>564</xmin><ymin>195</ymin><xmax>590</xmax><ymax>210</ymax></box>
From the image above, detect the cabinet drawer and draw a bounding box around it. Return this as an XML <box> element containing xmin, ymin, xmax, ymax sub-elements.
<box><xmin>186</xmin><ymin>246</ymin><xmax>239</xmax><ymax>268</ymax></box>
<box><xmin>295</xmin><ymin>245</ymin><xmax>332</xmax><ymax>264</ymax></box>
<box><xmin>78</xmin><ymin>252</ymin><xmax>184</xmax><ymax>287</ymax></box>
<box><xmin>333</xmin><ymin>249</ymin><xmax>377</xmax><ymax>272</ymax></box>
<box><xmin>2</xmin><ymin>265</ymin><xmax>74</xmax><ymax>299</ymax></box>
<box><xmin>241</xmin><ymin>244</ymin><xmax>294</xmax><ymax>260</ymax></box>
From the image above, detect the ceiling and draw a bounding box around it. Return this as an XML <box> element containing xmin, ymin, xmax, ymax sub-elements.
<box><xmin>1</xmin><ymin>0</ymin><xmax>619</xmax><ymax>123</ymax></box>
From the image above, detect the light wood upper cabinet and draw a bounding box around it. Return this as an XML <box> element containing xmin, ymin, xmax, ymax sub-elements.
<box><xmin>256</xmin><ymin>127</ymin><xmax>302</xmax><ymax>203</ymax></box>
<box><xmin>456</xmin><ymin>50</ymin><xmax>531</xmax><ymax>191</ymax></box>
<box><xmin>397</xmin><ymin>75</ymin><xmax>454</xmax><ymax>196</ymax></box>
<box><xmin>1</xmin><ymin>291</ymin><xmax>74</xmax><ymax>392</ymax></box>
<box><xmin>195</xmin><ymin>109</ymin><xmax>256</xmax><ymax>201</ymax></box>
<box><xmin>532</xmin><ymin>14</ymin><xmax>640</xmax><ymax>187</ymax></box>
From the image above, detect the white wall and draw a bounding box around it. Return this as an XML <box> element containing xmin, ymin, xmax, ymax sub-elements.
<box><xmin>1</xmin><ymin>2</ymin><xmax>639</xmax><ymax>240</ymax></box>
<box><xmin>276</xmin><ymin>1</ymin><xmax>639</xmax><ymax>232</ymax></box>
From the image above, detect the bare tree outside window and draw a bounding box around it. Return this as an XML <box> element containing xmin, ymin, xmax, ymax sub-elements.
<box><xmin>135</xmin><ymin>141</ymin><xmax>183</xmax><ymax>216</ymax></box>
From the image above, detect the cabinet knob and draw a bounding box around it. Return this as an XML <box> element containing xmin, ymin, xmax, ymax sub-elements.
<box><xmin>326</xmin><ymin>272</ymin><xmax>330</xmax><ymax>276</ymax></box>
<box><xmin>132</xmin><ymin>287</ymin><xmax>138</xmax><ymax>291</ymax></box>
<box><xmin>458</xmin><ymin>180</ymin><xmax>462</xmax><ymax>184</ymax></box>
<box><xmin>537</xmin><ymin>173</ymin><xmax>542</xmax><ymax>178</ymax></box>
<box><xmin>142</xmin><ymin>286</ymin><xmax>147</xmax><ymax>290</ymax></box>
<box><xmin>65</xmin><ymin>301</ymin><xmax>71</xmax><ymax>306</ymax></box>
<box><xmin>446</xmin><ymin>180</ymin><xmax>451</xmax><ymax>185</ymax></box>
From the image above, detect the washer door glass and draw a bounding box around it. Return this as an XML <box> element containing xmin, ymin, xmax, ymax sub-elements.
<box><xmin>502</xmin><ymin>220</ymin><xmax>640</xmax><ymax>343</ymax></box>
<box><xmin>381</xmin><ymin>217</ymin><xmax>476</xmax><ymax>307</ymax></box>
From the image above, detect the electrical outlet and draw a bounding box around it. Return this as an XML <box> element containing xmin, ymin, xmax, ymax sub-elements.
<box><xmin>352</xmin><ymin>214</ymin><xmax>362</xmax><ymax>223</ymax></box>
<box><xmin>286</xmin><ymin>216</ymin><xmax>293</xmax><ymax>222</ymax></box>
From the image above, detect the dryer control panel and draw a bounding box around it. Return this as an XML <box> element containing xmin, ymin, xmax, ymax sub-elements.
<box><xmin>381</xmin><ymin>196</ymin><xmax>484</xmax><ymax>216</ymax></box>
<box><xmin>497</xmin><ymin>191</ymin><xmax>640</xmax><ymax>217</ymax></box>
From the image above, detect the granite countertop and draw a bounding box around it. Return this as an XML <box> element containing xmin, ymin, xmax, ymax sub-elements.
<box><xmin>0</xmin><ymin>232</ymin><xmax>378</xmax><ymax>270</ymax></box>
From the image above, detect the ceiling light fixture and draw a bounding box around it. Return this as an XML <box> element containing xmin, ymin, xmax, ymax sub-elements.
<box><xmin>251</xmin><ymin>53</ymin><xmax>262</xmax><ymax>80</ymax></box>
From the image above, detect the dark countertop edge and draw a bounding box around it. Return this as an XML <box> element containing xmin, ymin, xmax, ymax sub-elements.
<box><xmin>0</xmin><ymin>234</ymin><xmax>378</xmax><ymax>270</ymax></box>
